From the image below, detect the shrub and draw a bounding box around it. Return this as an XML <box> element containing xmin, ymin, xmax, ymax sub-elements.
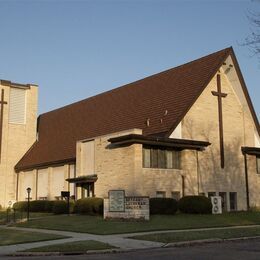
<box><xmin>13</xmin><ymin>201</ymin><xmax>28</xmax><ymax>211</ymax></box>
<box><xmin>149</xmin><ymin>198</ymin><xmax>178</xmax><ymax>215</ymax></box>
<box><xmin>178</xmin><ymin>196</ymin><xmax>212</xmax><ymax>214</ymax></box>
<box><xmin>74</xmin><ymin>198</ymin><xmax>104</xmax><ymax>215</ymax></box>
<box><xmin>13</xmin><ymin>200</ymin><xmax>56</xmax><ymax>213</ymax></box>
<box><xmin>52</xmin><ymin>201</ymin><xmax>68</xmax><ymax>214</ymax></box>
<box><xmin>29</xmin><ymin>200</ymin><xmax>48</xmax><ymax>212</ymax></box>
<box><xmin>92</xmin><ymin>198</ymin><xmax>103</xmax><ymax>214</ymax></box>
<box><xmin>69</xmin><ymin>200</ymin><xmax>75</xmax><ymax>213</ymax></box>
<box><xmin>44</xmin><ymin>201</ymin><xmax>55</xmax><ymax>212</ymax></box>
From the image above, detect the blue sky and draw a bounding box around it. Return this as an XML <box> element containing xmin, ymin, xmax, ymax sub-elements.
<box><xmin>0</xmin><ymin>0</ymin><xmax>259</xmax><ymax>117</ymax></box>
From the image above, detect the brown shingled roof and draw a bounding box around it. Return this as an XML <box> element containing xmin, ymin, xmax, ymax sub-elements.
<box><xmin>15</xmin><ymin>47</ymin><xmax>259</xmax><ymax>171</ymax></box>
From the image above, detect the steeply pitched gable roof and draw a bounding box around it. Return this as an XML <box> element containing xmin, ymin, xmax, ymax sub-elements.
<box><xmin>15</xmin><ymin>47</ymin><xmax>259</xmax><ymax>171</ymax></box>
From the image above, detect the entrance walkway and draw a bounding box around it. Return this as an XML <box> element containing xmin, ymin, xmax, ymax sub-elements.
<box><xmin>0</xmin><ymin>226</ymin><xmax>163</xmax><ymax>255</ymax></box>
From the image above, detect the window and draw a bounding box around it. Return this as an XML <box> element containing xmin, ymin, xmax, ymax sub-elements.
<box><xmin>143</xmin><ymin>148</ymin><xmax>151</xmax><ymax>168</ymax></box>
<box><xmin>143</xmin><ymin>146</ymin><xmax>181</xmax><ymax>169</ymax></box>
<box><xmin>156</xmin><ymin>191</ymin><xmax>166</xmax><ymax>198</ymax></box>
<box><xmin>81</xmin><ymin>140</ymin><xmax>95</xmax><ymax>175</ymax></box>
<box><xmin>39</xmin><ymin>197</ymin><xmax>47</xmax><ymax>201</ymax></box>
<box><xmin>257</xmin><ymin>157</ymin><xmax>260</xmax><ymax>174</ymax></box>
<box><xmin>219</xmin><ymin>192</ymin><xmax>227</xmax><ymax>211</ymax></box>
<box><xmin>9</xmin><ymin>87</ymin><xmax>26</xmax><ymax>124</ymax></box>
<box><xmin>172</xmin><ymin>191</ymin><xmax>180</xmax><ymax>201</ymax></box>
<box><xmin>229</xmin><ymin>192</ymin><xmax>237</xmax><ymax>211</ymax></box>
<box><xmin>208</xmin><ymin>192</ymin><xmax>216</xmax><ymax>198</ymax></box>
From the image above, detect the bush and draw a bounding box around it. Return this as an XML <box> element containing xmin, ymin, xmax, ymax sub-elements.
<box><xmin>52</xmin><ymin>201</ymin><xmax>68</xmax><ymax>214</ymax></box>
<box><xmin>13</xmin><ymin>201</ymin><xmax>28</xmax><ymax>211</ymax></box>
<box><xmin>178</xmin><ymin>196</ymin><xmax>212</xmax><ymax>214</ymax></box>
<box><xmin>29</xmin><ymin>200</ymin><xmax>49</xmax><ymax>212</ymax></box>
<box><xmin>44</xmin><ymin>201</ymin><xmax>55</xmax><ymax>212</ymax></box>
<box><xmin>150</xmin><ymin>198</ymin><xmax>178</xmax><ymax>215</ymax></box>
<box><xmin>74</xmin><ymin>198</ymin><xmax>103</xmax><ymax>215</ymax></box>
<box><xmin>92</xmin><ymin>198</ymin><xmax>103</xmax><ymax>214</ymax></box>
<box><xmin>13</xmin><ymin>200</ymin><xmax>56</xmax><ymax>213</ymax></box>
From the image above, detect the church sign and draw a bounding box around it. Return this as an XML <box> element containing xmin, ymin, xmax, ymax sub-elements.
<box><xmin>108</xmin><ymin>190</ymin><xmax>125</xmax><ymax>212</ymax></box>
<box><xmin>104</xmin><ymin>190</ymin><xmax>149</xmax><ymax>220</ymax></box>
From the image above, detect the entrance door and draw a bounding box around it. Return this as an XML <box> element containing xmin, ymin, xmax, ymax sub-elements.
<box><xmin>81</xmin><ymin>183</ymin><xmax>95</xmax><ymax>198</ymax></box>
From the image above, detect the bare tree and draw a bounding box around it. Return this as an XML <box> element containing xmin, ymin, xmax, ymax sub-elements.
<box><xmin>244</xmin><ymin>11</ymin><xmax>260</xmax><ymax>58</ymax></box>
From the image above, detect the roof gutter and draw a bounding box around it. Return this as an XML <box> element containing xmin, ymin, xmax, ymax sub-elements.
<box><xmin>108</xmin><ymin>134</ymin><xmax>211</xmax><ymax>151</ymax></box>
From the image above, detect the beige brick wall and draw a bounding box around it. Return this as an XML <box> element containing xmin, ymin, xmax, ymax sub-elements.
<box><xmin>18</xmin><ymin>165</ymin><xmax>71</xmax><ymax>201</ymax></box>
<box><xmin>94</xmin><ymin>129</ymin><xmax>142</xmax><ymax>198</ymax></box>
<box><xmin>181</xmin><ymin>71</ymin><xmax>259</xmax><ymax>210</ymax></box>
<box><xmin>87</xmin><ymin>129</ymin><xmax>184</xmax><ymax>199</ymax></box>
<box><xmin>0</xmin><ymin>83</ymin><xmax>38</xmax><ymax>208</ymax></box>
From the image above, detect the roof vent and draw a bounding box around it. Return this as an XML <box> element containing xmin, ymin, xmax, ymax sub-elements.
<box><xmin>160</xmin><ymin>118</ymin><xmax>163</xmax><ymax>124</ymax></box>
<box><xmin>164</xmin><ymin>110</ymin><xmax>168</xmax><ymax>116</ymax></box>
<box><xmin>146</xmin><ymin>118</ymin><xmax>150</xmax><ymax>127</ymax></box>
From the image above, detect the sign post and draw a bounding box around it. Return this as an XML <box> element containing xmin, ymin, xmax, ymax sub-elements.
<box><xmin>61</xmin><ymin>191</ymin><xmax>70</xmax><ymax>215</ymax></box>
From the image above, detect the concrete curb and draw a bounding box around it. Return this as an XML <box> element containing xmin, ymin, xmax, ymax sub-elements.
<box><xmin>7</xmin><ymin>236</ymin><xmax>260</xmax><ymax>257</ymax></box>
<box><xmin>8</xmin><ymin>248</ymin><xmax>151</xmax><ymax>257</ymax></box>
<box><xmin>163</xmin><ymin>235</ymin><xmax>260</xmax><ymax>248</ymax></box>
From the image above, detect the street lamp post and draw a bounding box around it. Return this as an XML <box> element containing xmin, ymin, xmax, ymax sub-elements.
<box><xmin>26</xmin><ymin>187</ymin><xmax>31</xmax><ymax>221</ymax></box>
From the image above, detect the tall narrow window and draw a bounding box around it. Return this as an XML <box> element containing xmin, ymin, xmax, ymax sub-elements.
<box><xmin>158</xmin><ymin>149</ymin><xmax>166</xmax><ymax>168</ymax></box>
<box><xmin>256</xmin><ymin>157</ymin><xmax>260</xmax><ymax>174</ymax></box>
<box><xmin>229</xmin><ymin>192</ymin><xmax>237</xmax><ymax>211</ymax></box>
<box><xmin>172</xmin><ymin>151</ymin><xmax>181</xmax><ymax>169</ymax></box>
<box><xmin>219</xmin><ymin>192</ymin><xmax>227</xmax><ymax>211</ymax></box>
<box><xmin>166</xmin><ymin>150</ymin><xmax>173</xmax><ymax>168</ymax></box>
<box><xmin>143</xmin><ymin>148</ymin><xmax>151</xmax><ymax>168</ymax></box>
<box><xmin>151</xmin><ymin>148</ymin><xmax>158</xmax><ymax>168</ymax></box>
<box><xmin>81</xmin><ymin>140</ymin><xmax>95</xmax><ymax>175</ymax></box>
<box><xmin>9</xmin><ymin>88</ymin><xmax>26</xmax><ymax>124</ymax></box>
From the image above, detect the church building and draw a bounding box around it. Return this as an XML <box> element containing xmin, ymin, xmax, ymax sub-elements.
<box><xmin>1</xmin><ymin>47</ymin><xmax>260</xmax><ymax>211</ymax></box>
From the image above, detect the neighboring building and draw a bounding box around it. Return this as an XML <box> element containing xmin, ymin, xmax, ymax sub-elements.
<box><xmin>0</xmin><ymin>80</ymin><xmax>38</xmax><ymax>208</ymax></box>
<box><xmin>2</xmin><ymin>47</ymin><xmax>260</xmax><ymax>211</ymax></box>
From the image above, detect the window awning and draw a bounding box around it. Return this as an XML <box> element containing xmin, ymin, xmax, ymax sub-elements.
<box><xmin>66</xmin><ymin>174</ymin><xmax>98</xmax><ymax>184</ymax></box>
<box><xmin>241</xmin><ymin>146</ymin><xmax>260</xmax><ymax>156</ymax></box>
<box><xmin>108</xmin><ymin>134</ymin><xmax>211</xmax><ymax>151</ymax></box>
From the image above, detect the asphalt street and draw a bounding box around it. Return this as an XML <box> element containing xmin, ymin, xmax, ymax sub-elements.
<box><xmin>2</xmin><ymin>238</ymin><xmax>260</xmax><ymax>260</ymax></box>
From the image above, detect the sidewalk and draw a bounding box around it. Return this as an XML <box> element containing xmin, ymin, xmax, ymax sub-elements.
<box><xmin>1</xmin><ymin>224</ymin><xmax>260</xmax><ymax>256</ymax></box>
<box><xmin>0</xmin><ymin>226</ymin><xmax>163</xmax><ymax>255</ymax></box>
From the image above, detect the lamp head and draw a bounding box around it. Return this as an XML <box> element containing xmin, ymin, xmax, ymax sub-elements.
<box><xmin>26</xmin><ymin>187</ymin><xmax>31</xmax><ymax>194</ymax></box>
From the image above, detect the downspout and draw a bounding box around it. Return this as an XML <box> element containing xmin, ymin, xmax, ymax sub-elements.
<box><xmin>35</xmin><ymin>169</ymin><xmax>38</xmax><ymax>200</ymax></box>
<box><xmin>16</xmin><ymin>172</ymin><xmax>19</xmax><ymax>201</ymax></box>
<box><xmin>181</xmin><ymin>175</ymin><xmax>185</xmax><ymax>197</ymax></box>
<box><xmin>243</xmin><ymin>153</ymin><xmax>250</xmax><ymax>210</ymax></box>
<box><xmin>196</xmin><ymin>150</ymin><xmax>200</xmax><ymax>195</ymax></box>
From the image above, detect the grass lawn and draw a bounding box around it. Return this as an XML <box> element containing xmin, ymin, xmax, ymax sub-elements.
<box><xmin>0</xmin><ymin>228</ymin><xmax>68</xmax><ymax>246</ymax></box>
<box><xmin>14</xmin><ymin>211</ymin><xmax>260</xmax><ymax>235</ymax></box>
<box><xmin>0</xmin><ymin>211</ymin><xmax>52</xmax><ymax>225</ymax></box>
<box><xmin>23</xmin><ymin>240</ymin><xmax>115</xmax><ymax>252</ymax></box>
<box><xmin>130</xmin><ymin>226</ymin><xmax>260</xmax><ymax>243</ymax></box>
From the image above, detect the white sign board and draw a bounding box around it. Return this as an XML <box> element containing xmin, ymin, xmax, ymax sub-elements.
<box><xmin>104</xmin><ymin>190</ymin><xmax>150</xmax><ymax>220</ymax></box>
<box><xmin>211</xmin><ymin>196</ymin><xmax>222</xmax><ymax>214</ymax></box>
<box><xmin>109</xmin><ymin>190</ymin><xmax>125</xmax><ymax>212</ymax></box>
